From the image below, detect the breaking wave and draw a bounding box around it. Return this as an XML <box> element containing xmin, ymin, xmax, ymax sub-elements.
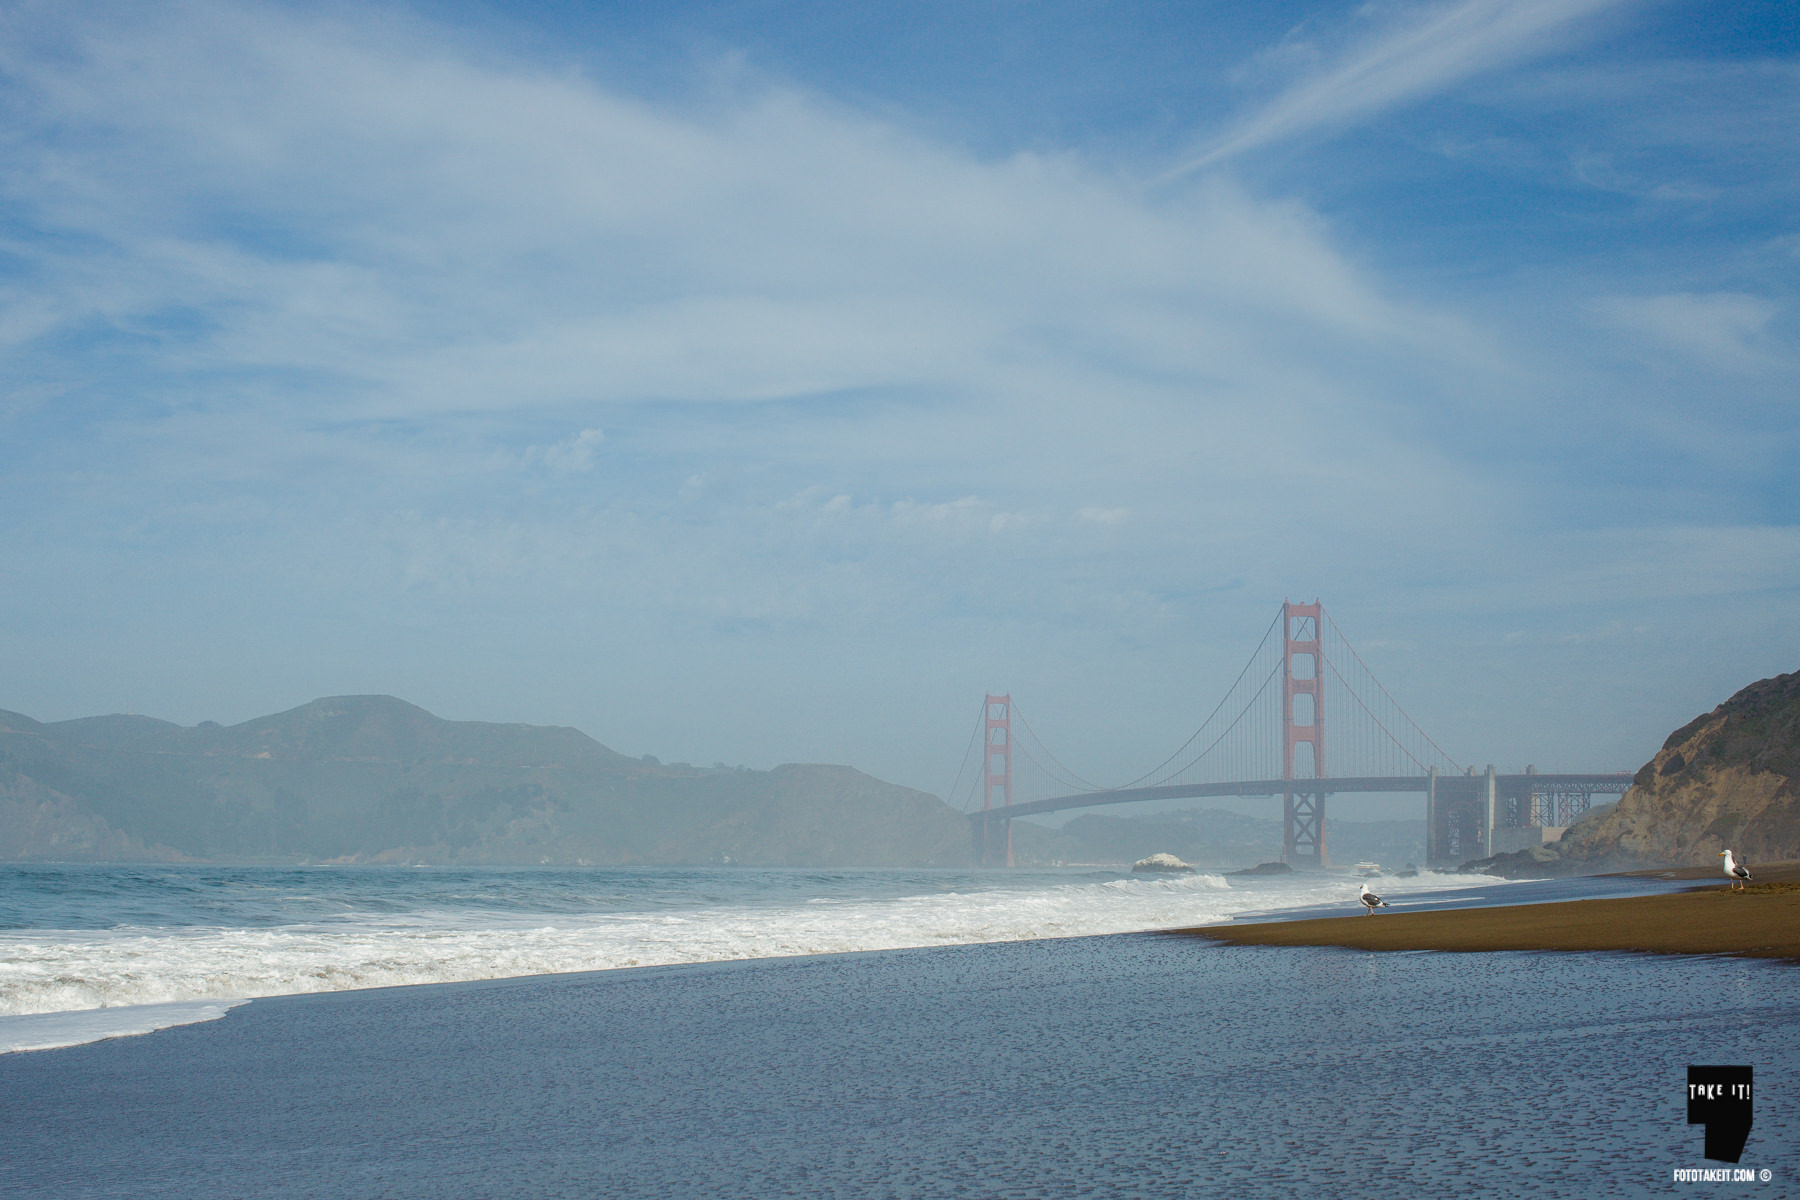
<box><xmin>0</xmin><ymin>864</ymin><xmax>1471</xmax><ymax>1050</ymax></box>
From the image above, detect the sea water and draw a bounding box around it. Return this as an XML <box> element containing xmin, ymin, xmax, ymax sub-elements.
<box><xmin>0</xmin><ymin>862</ymin><xmax>1673</xmax><ymax>1053</ymax></box>
<box><xmin>4</xmin><ymin>933</ymin><xmax>1796</xmax><ymax>1197</ymax></box>
<box><xmin>6</xmin><ymin>865</ymin><xmax>1795</xmax><ymax>1196</ymax></box>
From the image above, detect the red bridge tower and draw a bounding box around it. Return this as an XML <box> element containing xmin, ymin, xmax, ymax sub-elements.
<box><xmin>1282</xmin><ymin>599</ymin><xmax>1328</xmax><ymax>867</ymax></box>
<box><xmin>980</xmin><ymin>693</ymin><xmax>1013</xmax><ymax>867</ymax></box>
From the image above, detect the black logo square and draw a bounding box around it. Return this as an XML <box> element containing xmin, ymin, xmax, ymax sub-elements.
<box><xmin>1687</xmin><ymin>1065</ymin><xmax>1753</xmax><ymax>1163</ymax></box>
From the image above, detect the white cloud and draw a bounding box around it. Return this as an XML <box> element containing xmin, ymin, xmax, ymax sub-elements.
<box><xmin>528</xmin><ymin>427</ymin><xmax>605</xmax><ymax>473</ymax></box>
<box><xmin>1592</xmin><ymin>292</ymin><xmax>1784</xmax><ymax>373</ymax></box>
<box><xmin>890</xmin><ymin>497</ymin><xmax>1026</xmax><ymax>536</ymax></box>
<box><xmin>987</xmin><ymin>512</ymin><xmax>1027</xmax><ymax>534</ymax></box>
<box><xmin>0</xmin><ymin>0</ymin><xmax>1791</xmax><ymax>795</ymax></box>
<box><xmin>1169</xmin><ymin>0</ymin><xmax>1629</xmax><ymax>174</ymax></box>
<box><xmin>0</xmin><ymin>0</ymin><xmax>1479</xmax><ymax>429</ymax></box>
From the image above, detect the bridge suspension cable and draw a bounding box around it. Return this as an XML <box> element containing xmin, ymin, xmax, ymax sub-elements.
<box><xmin>942</xmin><ymin>705</ymin><xmax>986</xmax><ymax>813</ymax></box>
<box><xmin>958</xmin><ymin>600</ymin><xmax>1635</xmax><ymax>871</ymax></box>
<box><xmin>1009</xmin><ymin>706</ymin><xmax>1108</xmax><ymax>794</ymax></box>
<box><xmin>1318</xmin><ymin>611</ymin><xmax>1463</xmax><ymax>776</ymax></box>
<box><xmin>961</xmin><ymin>601</ymin><xmax>1468</xmax><ymax>811</ymax></box>
<box><xmin>1109</xmin><ymin>607</ymin><xmax>1285</xmax><ymax>791</ymax></box>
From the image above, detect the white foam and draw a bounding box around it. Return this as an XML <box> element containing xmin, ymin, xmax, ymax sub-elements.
<box><xmin>0</xmin><ymin>999</ymin><xmax>246</xmax><ymax>1054</ymax></box>
<box><xmin>0</xmin><ymin>868</ymin><xmax>1475</xmax><ymax>1051</ymax></box>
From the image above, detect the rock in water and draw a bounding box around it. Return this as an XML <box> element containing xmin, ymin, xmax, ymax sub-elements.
<box><xmin>1228</xmin><ymin>861</ymin><xmax>1294</xmax><ymax>877</ymax></box>
<box><xmin>1131</xmin><ymin>852</ymin><xmax>1194</xmax><ymax>874</ymax></box>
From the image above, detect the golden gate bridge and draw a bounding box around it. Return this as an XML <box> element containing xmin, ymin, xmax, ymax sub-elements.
<box><xmin>946</xmin><ymin>600</ymin><xmax>1632</xmax><ymax>868</ymax></box>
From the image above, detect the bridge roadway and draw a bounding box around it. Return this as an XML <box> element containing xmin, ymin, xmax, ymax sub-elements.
<box><xmin>969</xmin><ymin>773</ymin><xmax>1635</xmax><ymax>824</ymax></box>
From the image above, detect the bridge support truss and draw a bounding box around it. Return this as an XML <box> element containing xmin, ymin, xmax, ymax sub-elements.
<box><xmin>1485</xmin><ymin>769</ymin><xmax>1603</xmax><ymax>859</ymax></box>
<box><xmin>1517</xmin><ymin>777</ymin><xmax>1601</xmax><ymax>828</ymax></box>
<box><xmin>1282</xmin><ymin>791</ymin><xmax>1327</xmax><ymax>868</ymax></box>
<box><xmin>1281</xmin><ymin>600</ymin><xmax>1328</xmax><ymax>867</ymax></box>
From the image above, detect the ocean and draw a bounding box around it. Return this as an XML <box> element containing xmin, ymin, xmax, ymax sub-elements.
<box><xmin>3</xmin><ymin>865</ymin><xmax>1796</xmax><ymax>1197</ymax></box>
<box><xmin>0</xmin><ymin>862</ymin><xmax>1670</xmax><ymax>1052</ymax></box>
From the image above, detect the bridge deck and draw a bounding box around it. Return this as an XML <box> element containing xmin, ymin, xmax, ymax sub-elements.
<box><xmin>970</xmin><ymin>774</ymin><xmax>1634</xmax><ymax>823</ymax></box>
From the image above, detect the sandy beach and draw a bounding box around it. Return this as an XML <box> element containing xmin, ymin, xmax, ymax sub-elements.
<box><xmin>1181</xmin><ymin>863</ymin><xmax>1800</xmax><ymax>960</ymax></box>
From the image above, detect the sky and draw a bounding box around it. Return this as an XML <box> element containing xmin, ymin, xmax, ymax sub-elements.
<box><xmin>0</xmin><ymin>0</ymin><xmax>1795</xmax><ymax>814</ymax></box>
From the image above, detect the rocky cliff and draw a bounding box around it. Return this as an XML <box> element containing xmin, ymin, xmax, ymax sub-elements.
<box><xmin>1477</xmin><ymin>670</ymin><xmax>1800</xmax><ymax>876</ymax></box>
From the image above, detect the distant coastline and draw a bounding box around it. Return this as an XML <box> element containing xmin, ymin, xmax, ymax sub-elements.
<box><xmin>0</xmin><ymin>695</ymin><xmax>972</xmax><ymax>868</ymax></box>
<box><xmin>0</xmin><ymin>694</ymin><xmax>1425</xmax><ymax>869</ymax></box>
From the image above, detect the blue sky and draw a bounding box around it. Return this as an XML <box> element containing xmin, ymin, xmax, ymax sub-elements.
<box><xmin>0</xmin><ymin>0</ymin><xmax>1795</xmax><ymax>810</ymax></box>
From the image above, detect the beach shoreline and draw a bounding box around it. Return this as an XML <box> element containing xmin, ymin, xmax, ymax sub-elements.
<box><xmin>1179</xmin><ymin>862</ymin><xmax>1800</xmax><ymax>961</ymax></box>
<box><xmin>6</xmin><ymin>920</ymin><xmax>1795</xmax><ymax>1196</ymax></box>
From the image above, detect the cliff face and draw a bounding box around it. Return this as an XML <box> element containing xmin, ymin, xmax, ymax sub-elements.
<box><xmin>0</xmin><ymin>767</ymin><xmax>189</xmax><ymax>862</ymax></box>
<box><xmin>0</xmin><ymin>697</ymin><xmax>975</xmax><ymax>867</ymax></box>
<box><xmin>1479</xmin><ymin>670</ymin><xmax>1800</xmax><ymax>875</ymax></box>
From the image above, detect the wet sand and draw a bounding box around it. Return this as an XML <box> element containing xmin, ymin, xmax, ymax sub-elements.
<box><xmin>7</xmin><ymin>931</ymin><xmax>1798</xmax><ymax>1196</ymax></box>
<box><xmin>1180</xmin><ymin>866</ymin><xmax>1800</xmax><ymax>961</ymax></box>
<box><xmin>1612</xmin><ymin>860</ymin><xmax>1800</xmax><ymax>884</ymax></box>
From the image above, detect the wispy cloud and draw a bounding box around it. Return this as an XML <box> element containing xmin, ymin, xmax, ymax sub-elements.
<box><xmin>1166</xmin><ymin>0</ymin><xmax>1629</xmax><ymax>177</ymax></box>
<box><xmin>0</xmin><ymin>0</ymin><xmax>1791</xmax><ymax>791</ymax></box>
<box><xmin>528</xmin><ymin>428</ymin><xmax>606</xmax><ymax>474</ymax></box>
<box><xmin>0</xmin><ymin>2</ymin><xmax>1469</xmax><ymax>429</ymax></box>
<box><xmin>1592</xmin><ymin>292</ymin><xmax>1786</xmax><ymax>374</ymax></box>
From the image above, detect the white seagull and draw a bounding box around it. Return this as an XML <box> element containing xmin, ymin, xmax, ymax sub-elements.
<box><xmin>1358</xmin><ymin>883</ymin><xmax>1388</xmax><ymax>915</ymax></box>
<box><xmin>1720</xmin><ymin>849</ymin><xmax>1752</xmax><ymax>892</ymax></box>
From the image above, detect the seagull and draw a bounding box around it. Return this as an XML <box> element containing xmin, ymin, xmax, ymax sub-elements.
<box><xmin>1359</xmin><ymin>883</ymin><xmax>1388</xmax><ymax>915</ymax></box>
<box><xmin>1720</xmin><ymin>849</ymin><xmax>1752</xmax><ymax>892</ymax></box>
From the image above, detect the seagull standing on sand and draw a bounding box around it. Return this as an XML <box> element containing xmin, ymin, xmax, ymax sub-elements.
<box><xmin>1358</xmin><ymin>883</ymin><xmax>1388</xmax><ymax>915</ymax></box>
<box><xmin>1720</xmin><ymin>849</ymin><xmax>1752</xmax><ymax>891</ymax></box>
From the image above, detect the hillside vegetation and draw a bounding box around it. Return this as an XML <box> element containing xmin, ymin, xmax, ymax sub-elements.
<box><xmin>0</xmin><ymin>696</ymin><xmax>974</xmax><ymax>867</ymax></box>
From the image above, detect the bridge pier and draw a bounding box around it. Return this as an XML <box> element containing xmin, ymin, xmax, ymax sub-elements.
<box><xmin>1425</xmin><ymin>765</ymin><xmax>1496</xmax><ymax>868</ymax></box>
<box><xmin>974</xmin><ymin>813</ymin><xmax>1012</xmax><ymax>868</ymax></box>
<box><xmin>1281</xmin><ymin>790</ymin><xmax>1328</xmax><ymax>868</ymax></box>
<box><xmin>1425</xmin><ymin>766</ymin><xmax>1438</xmax><ymax>864</ymax></box>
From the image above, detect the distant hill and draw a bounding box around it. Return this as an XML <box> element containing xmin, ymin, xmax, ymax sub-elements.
<box><xmin>1475</xmin><ymin>670</ymin><xmax>1800</xmax><ymax>877</ymax></box>
<box><xmin>0</xmin><ymin>696</ymin><xmax>974</xmax><ymax>867</ymax></box>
